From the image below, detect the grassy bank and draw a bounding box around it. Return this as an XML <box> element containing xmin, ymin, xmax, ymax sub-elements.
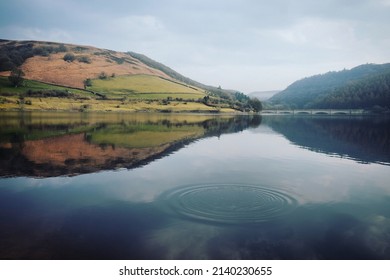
<box><xmin>0</xmin><ymin>77</ymin><xmax>236</xmax><ymax>113</ymax></box>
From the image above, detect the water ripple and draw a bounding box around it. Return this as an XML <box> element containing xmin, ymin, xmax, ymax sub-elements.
<box><xmin>159</xmin><ymin>183</ymin><xmax>298</xmax><ymax>225</ymax></box>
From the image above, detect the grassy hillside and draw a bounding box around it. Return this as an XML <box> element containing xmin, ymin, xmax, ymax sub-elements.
<box><xmin>0</xmin><ymin>76</ymin><xmax>89</xmax><ymax>95</ymax></box>
<box><xmin>128</xmin><ymin>51</ymin><xmax>240</xmax><ymax>98</ymax></box>
<box><xmin>0</xmin><ymin>76</ymin><xmax>235</xmax><ymax>113</ymax></box>
<box><xmin>0</xmin><ymin>39</ymin><xmax>261</xmax><ymax>113</ymax></box>
<box><xmin>0</xmin><ymin>40</ymin><xmax>171</xmax><ymax>89</ymax></box>
<box><xmin>268</xmin><ymin>63</ymin><xmax>390</xmax><ymax>110</ymax></box>
<box><xmin>89</xmin><ymin>74</ymin><xmax>204</xmax><ymax>99</ymax></box>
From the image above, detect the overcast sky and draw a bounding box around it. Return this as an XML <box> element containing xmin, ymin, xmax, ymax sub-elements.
<box><xmin>1</xmin><ymin>0</ymin><xmax>390</xmax><ymax>93</ymax></box>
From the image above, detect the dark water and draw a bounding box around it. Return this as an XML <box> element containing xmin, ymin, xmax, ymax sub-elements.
<box><xmin>0</xmin><ymin>112</ymin><xmax>389</xmax><ymax>259</ymax></box>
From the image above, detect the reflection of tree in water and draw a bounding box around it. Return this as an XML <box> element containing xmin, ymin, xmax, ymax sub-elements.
<box><xmin>265</xmin><ymin>116</ymin><xmax>390</xmax><ymax>165</ymax></box>
<box><xmin>0</xmin><ymin>114</ymin><xmax>261</xmax><ymax>177</ymax></box>
<box><xmin>202</xmin><ymin>115</ymin><xmax>261</xmax><ymax>137</ymax></box>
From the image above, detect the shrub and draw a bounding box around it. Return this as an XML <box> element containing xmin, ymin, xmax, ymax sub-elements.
<box><xmin>83</xmin><ymin>78</ymin><xmax>92</xmax><ymax>87</ymax></box>
<box><xmin>79</xmin><ymin>104</ymin><xmax>91</xmax><ymax>112</ymax></box>
<box><xmin>99</xmin><ymin>72</ymin><xmax>107</xmax><ymax>79</ymax></box>
<box><xmin>73</xmin><ymin>46</ymin><xmax>88</xmax><ymax>52</ymax></box>
<box><xmin>33</xmin><ymin>46</ymin><xmax>52</xmax><ymax>56</ymax></box>
<box><xmin>63</xmin><ymin>53</ymin><xmax>75</xmax><ymax>62</ymax></box>
<box><xmin>56</xmin><ymin>44</ymin><xmax>68</xmax><ymax>53</ymax></box>
<box><xmin>113</xmin><ymin>57</ymin><xmax>125</xmax><ymax>64</ymax></box>
<box><xmin>77</xmin><ymin>56</ymin><xmax>91</xmax><ymax>64</ymax></box>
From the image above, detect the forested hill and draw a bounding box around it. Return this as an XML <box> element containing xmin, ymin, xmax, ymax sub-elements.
<box><xmin>268</xmin><ymin>63</ymin><xmax>390</xmax><ymax>110</ymax></box>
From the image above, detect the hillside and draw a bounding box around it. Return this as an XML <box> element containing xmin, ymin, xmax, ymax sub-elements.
<box><xmin>0</xmin><ymin>39</ymin><xmax>260</xmax><ymax>112</ymax></box>
<box><xmin>0</xmin><ymin>40</ymin><xmax>172</xmax><ymax>89</ymax></box>
<box><xmin>128</xmin><ymin>51</ymin><xmax>238</xmax><ymax>97</ymax></box>
<box><xmin>268</xmin><ymin>63</ymin><xmax>390</xmax><ymax>110</ymax></box>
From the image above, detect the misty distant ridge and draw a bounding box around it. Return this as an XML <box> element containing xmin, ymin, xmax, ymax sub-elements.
<box><xmin>248</xmin><ymin>90</ymin><xmax>280</xmax><ymax>101</ymax></box>
<box><xmin>267</xmin><ymin>63</ymin><xmax>390</xmax><ymax>110</ymax></box>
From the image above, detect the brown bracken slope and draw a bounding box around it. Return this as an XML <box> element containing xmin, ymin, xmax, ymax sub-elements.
<box><xmin>0</xmin><ymin>40</ymin><xmax>172</xmax><ymax>89</ymax></box>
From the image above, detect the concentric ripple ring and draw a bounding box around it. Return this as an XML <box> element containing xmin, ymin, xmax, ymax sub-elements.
<box><xmin>159</xmin><ymin>183</ymin><xmax>298</xmax><ymax>225</ymax></box>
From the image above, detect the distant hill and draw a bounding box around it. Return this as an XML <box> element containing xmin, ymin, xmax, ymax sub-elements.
<box><xmin>268</xmin><ymin>63</ymin><xmax>390</xmax><ymax>110</ymax></box>
<box><xmin>248</xmin><ymin>90</ymin><xmax>279</xmax><ymax>101</ymax></box>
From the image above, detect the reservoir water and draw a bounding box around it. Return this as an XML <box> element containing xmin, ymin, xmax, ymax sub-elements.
<box><xmin>0</xmin><ymin>112</ymin><xmax>389</xmax><ymax>259</ymax></box>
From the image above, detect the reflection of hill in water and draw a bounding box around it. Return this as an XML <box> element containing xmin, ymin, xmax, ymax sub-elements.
<box><xmin>0</xmin><ymin>113</ymin><xmax>261</xmax><ymax>177</ymax></box>
<box><xmin>264</xmin><ymin>115</ymin><xmax>390</xmax><ymax>165</ymax></box>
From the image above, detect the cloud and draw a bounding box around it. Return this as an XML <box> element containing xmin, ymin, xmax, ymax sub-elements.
<box><xmin>1</xmin><ymin>0</ymin><xmax>390</xmax><ymax>91</ymax></box>
<box><xmin>114</xmin><ymin>15</ymin><xmax>164</xmax><ymax>32</ymax></box>
<box><xmin>0</xmin><ymin>25</ymin><xmax>73</xmax><ymax>43</ymax></box>
<box><xmin>101</xmin><ymin>15</ymin><xmax>168</xmax><ymax>50</ymax></box>
<box><xmin>273</xmin><ymin>18</ymin><xmax>358</xmax><ymax>50</ymax></box>
<box><xmin>380</xmin><ymin>0</ymin><xmax>390</xmax><ymax>6</ymax></box>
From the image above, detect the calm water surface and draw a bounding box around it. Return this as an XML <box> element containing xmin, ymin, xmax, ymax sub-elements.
<box><xmin>0</xmin><ymin>112</ymin><xmax>389</xmax><ymax>259</ymax></box>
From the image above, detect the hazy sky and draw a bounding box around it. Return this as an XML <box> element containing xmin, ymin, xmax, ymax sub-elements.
<box><xmin>1</xmin><ymin>0</ymin><xmax>390</xmax><ymax>93</ymax></box>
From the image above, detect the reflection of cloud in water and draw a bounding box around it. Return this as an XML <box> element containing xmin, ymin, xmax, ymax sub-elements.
<box><xmin>361</xmin><ymin>215</ymin><xmax>390</xmax><ymax>256</ymax></box>
<box><xmin>277</xmin><ymin>158</ymin><xmax>390</xmax><ymax>205</ymax></box>
<box><xmin>146</xmin><ymin>223</ymin><xmax>221</xmax><ymax>259</ymax></box>
<box><xmin>145</xmin><ymin>217</ymin><xmax>320</xmax><ymax>259</ymax></box>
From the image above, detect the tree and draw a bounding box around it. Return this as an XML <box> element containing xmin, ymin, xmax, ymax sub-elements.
<box><xmin>248</xmin><ymin>97</ymin><xmax>262</xmax><ymax>112</ymax></box>
<box><xmin>234</xmin><ymin>91</ymin><xmax>250</xmax><ymax>103</ymax></box>
<box><xmin>8</xmin><ymin>68</ymin><xmax>25</xmax><ymax>87</ymax></box>
<box><xmin>83</xmin><ymin>78</ymin><xmax>92</xmax><ymax>88</ymax></box>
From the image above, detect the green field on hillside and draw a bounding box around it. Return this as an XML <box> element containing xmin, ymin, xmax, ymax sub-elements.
<box><xmin>0</xmin><ymin>76</ymin><xmax>236</xmax><ymax>113</ymax></box>
<box><xmin>0</xmin><ymin>77</ymin><xmax>89</xmax><ymax>96</ymax></box>
<box><xmin>89</xmin><ymin>74</ymin><xmax>205</xmax><ymax>99</ymax></box>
